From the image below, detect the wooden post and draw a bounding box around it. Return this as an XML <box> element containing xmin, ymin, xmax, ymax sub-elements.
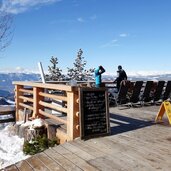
<box><xmin>67</xmin><ymin>90</ymin><xmax>80</xmax><ymax>141</ymax></box>
<box><xmin>15</xmin><ymin>85</ymin><xmax>24</xmax><ymax>121</ymax></box>
<box><xmin>33</xmin><ymin>87</ymin><xmax>44</xmax><ymax>119</ymax></box>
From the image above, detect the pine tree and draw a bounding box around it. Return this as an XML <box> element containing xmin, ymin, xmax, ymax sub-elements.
<box><xmin>67</xmin><ymin>49</ymin><xmax>94</xmax><ymax>81</ymax></box>
<box><xmin>46</xmin><ymin>56</ymin><xmax>65</xmax><ymax>81</ymax></box>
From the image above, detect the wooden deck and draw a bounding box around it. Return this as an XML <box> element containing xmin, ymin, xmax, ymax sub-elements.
<box><xmin>3</xmin><ymin>105</ymin><xmax>171</xmax><ymax>171</ymax></box>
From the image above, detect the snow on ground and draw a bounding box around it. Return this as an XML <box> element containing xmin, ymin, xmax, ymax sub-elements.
<box><xmin>0</xmin><ymin>124</ymin><xmax>30</xmax><ymax>169</ymax></box>
<box><xmin>0</xmin><ymin>118</ymin><xmax>45</xmax><ymax>169</ymax></box>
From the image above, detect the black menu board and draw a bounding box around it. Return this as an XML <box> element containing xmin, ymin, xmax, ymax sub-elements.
<box><xmin>79</xmin><ymin>87</ymin><xmax>110</xmax><ymax>139</ymax></box>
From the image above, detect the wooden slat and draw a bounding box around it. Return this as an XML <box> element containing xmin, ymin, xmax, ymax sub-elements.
<box><xmin>15</xmin><ymin>160</ymin><xmax>33</xmax><ymax>171</ymax></box>
<box><xmin>62</xmin><ymin>142</ymin><xmax>95</xmax><ymax>161</ymax></box>
<box><xmin>39</xmin><ymin>101</ymin><xmax>67</xmax><ymax>114</ymax></box>
<box><xmin>70</xmin><ymin>141</ymin><xmax>124</xmax><ymax>171</ymax></box>
<box><xmin>70</xmin><ymin>140</ymin><xmax>104</xmax><ymax>158</ymax></box>
<box><xmin>106</xmin><ymin>138</ymin><xmax>157</xmax><ymax>170</ymax></box>
<box><xmin>83</xmin><ymin>137</ymin><xmax>155</xmax><ymax>170</ymax></box>
<box><xmin>13</xmin><ymin>81</ymin><xmax>76</xmax><ymax>92</ymax></box>
<box><xmin>26</xmin><ymin>155</ymin><xmax>49</xmax><ymax>171</ymax></box>
<box><xmin>36</xmin><ymin>152</ymin><xmax>65</xmax><ymax>171</ymax></box>
<box><xmin>44</xmin><ymin>148</ymin><xmax>82</xmax><ymax>171</ymax></box>
<box><xmin>116</xmin><ymin>127</ymin><xmax>171</xmax><ymax>156</ymax></box>
<box><xmin>39</xmin><ymin>92</ymin><xmax>67</xmax><ymax>102</ymax></box>
<box><xmin>19</xmin><ymin>102</ymin><xmax>33</xmax><ymax>110</ymax></box>
<box><xmin>53</xmin><ymin>145</ymin><xmax>99</xmax><ymax>171</ymax></box>
<box><xmin>4</xmin><ymin>165</ymin><xmax>19</xmax><ymax>171</ymax></box>
<box><xmin>5</xmin><ymin>105</ymin><xmax>171</xmax><ymax>171</ymax></box>
<box><xmin>39</xmin><ymin>109</ymin><xmax>67</xmax><ymax>125</ymax></box>
<box><xmin>19</xmin><ymin>88</ymin><xmax>33</xmax><ymax>94</ymax></box>
<box><xmin>109</xmin><ymin>134</ymin><xmax>171</xmax><ymax>169</ymax></box>
<box><xmin>19</xmin><ymin>95</ymin><xmax>33</xmax><ymax>102</ymax></box>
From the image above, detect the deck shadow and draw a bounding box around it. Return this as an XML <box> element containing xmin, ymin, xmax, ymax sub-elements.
<box><xmin>109</xmin><ymin>113</ymin><xmax>154</xmax><ymax>135</ymax></box>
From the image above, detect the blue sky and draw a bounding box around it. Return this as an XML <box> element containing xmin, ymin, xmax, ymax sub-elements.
<box><xmin>0</xmin><ymin>0</ymin><xmax>171</xmax><ymax>74</ymax></box>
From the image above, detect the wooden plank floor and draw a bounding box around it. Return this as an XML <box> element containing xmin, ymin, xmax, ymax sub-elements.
<box><xmin>2</xmin><ymin>105</ymin><xmax>171</xmax><ymax>171</ymax></box>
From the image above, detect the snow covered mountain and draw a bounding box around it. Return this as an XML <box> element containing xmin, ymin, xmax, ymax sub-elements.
<box><xmin>0</xmin><ymin>73</ymin><xmax>40</xmax><ymax>100</ymax></box>
<box><xmin>102</xmin><ymin>73</ymin><xmax>171</xmax><ymax>82</ymax></box>
<box><xmin>0</xmin><ymin>72</ymin><xmax>171</xmax><ymax>100</ymax></box>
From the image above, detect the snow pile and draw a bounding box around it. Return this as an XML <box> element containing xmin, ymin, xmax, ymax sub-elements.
<box><xmin>30</xmin><ymin>118</ymin><xmax>45</xmax><ymax>128</ymax></box>
<box><xmin>0</xmin><ymin>119</ymin><xmax>44</xmax><ymax>169</ymax></box>
<box><xmin>0</xmin><ymin>124</ymin><xmax>29</xmax><ymax>169</ymax></box>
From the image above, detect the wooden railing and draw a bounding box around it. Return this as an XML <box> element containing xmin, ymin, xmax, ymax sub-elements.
<box><xmin>12</xmin><ymin>80</ymin><xmax>170</xmax><ymax>142</ymax></box>
<box><xmin>13</xmin><ymin>81</ymin><xmax>80</xmax><ymax>142</ymax></box>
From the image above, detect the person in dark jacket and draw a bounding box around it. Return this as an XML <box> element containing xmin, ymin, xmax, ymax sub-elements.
<box><xmin>114</xmin><ymin>65</ymin><xmax>127</xmax><ymax>92</ymax></box>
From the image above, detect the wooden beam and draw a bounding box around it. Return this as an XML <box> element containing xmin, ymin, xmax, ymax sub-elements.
<box><xmin>13</xmin><ymin>81</ymin><xmax>76</xmax><ymax>92</ymax></box>
<box><xmin>39</xmin><ymin>92</ymin><xmax>67</xmax><ymax>102</ymax></box>
<box><xmin>39</xmin><ymin>100</ymin><xmax>67</xmax><ymax>114</ymax></box>
<box><xmin>39</xmin><ymin>109</ymin><xmax>67</xmax><ymax>125</ymax></box>
<box><xmin>66</xmin><ymin>90</ymin><xmax>80</xmax><ymax>141</ymax></box>
<box><xmin>15</xmin><ymin>85</ymin><xmax>24</xmax><ymax>121</ymax></box>
<box><xmin>19</xmin><ymin>102</ymin><xmax>33</xmax><ymax>110</ymax></box>
<box><xmin>19</xmin><ymin>96</ymin><xmax>34</xmax><ymax>102</ymax></box>
<box><xmin>19</xmin><ymin>88</ymin><xmax>33</xmax><ymax>94</ymax></box>
<box><xmin>33</xmin><ymin>87</ymin><xmax>44</xmax><ymax>118</ymax></box>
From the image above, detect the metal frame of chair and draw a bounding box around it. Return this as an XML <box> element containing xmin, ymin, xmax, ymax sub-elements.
<box><xmin>140</xmin><ymin>81</ymin><xmax>154</xmax><ymax>105</ymax></box>
<box><xmin>129</xmin><ymin>81</ymin><xmax>143</xmax><ymax>106</ymax></box>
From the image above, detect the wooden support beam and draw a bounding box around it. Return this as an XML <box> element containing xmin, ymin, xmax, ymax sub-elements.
<box><xmin>15</xmin><ymin>85</ymin><xmax>24</xmax><ymax>121</ymax></box>
<box><xmin>33</xmin><ymin>87</ymin><xmax>44</xmax><ymax>118</ymax></box>
<box><xmin>66</xmin><ymin>90</ymin><xmax>80</xmax><ymax>141</ymax></box>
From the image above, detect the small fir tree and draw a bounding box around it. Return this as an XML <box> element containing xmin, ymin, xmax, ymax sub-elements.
<box><xmin>46</xmin><ymin>56</ymin><xmax>65</xmax><ymax>81</ymax></box>
<box><xmin>67</xmin><ymin>49</ymin><xmax>94</xmax><ymax>81</ymax></box>
<box><xmin>23</xmin><ymin>135</ymin><xmax>59</xmax><ymax>155</ymax></box>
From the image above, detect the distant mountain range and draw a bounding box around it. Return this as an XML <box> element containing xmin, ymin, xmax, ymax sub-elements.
<box><xmin>0</xmin><ymin>72</ymin><xmax>171</xmax><ymax>100</ymax></box>
<box><xmin>0</xmin><ymin>97</ymin><xmax>14</xmax><ymax>105</ymax></box>
<box><xmin>102</xmin><ymin>73</ymin><xmax>171</xmax><ymax>82</ymax></box>
<box><xmin>0</xmin><ymin>73</ymin><xmax>40</xmax><ymax>100</ymax></box>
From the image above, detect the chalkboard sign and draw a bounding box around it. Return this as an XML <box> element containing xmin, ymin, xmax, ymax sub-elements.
<box><xmin>79</xmin><ymin>87</ymin><xmax>110</xmax><ymax>139</ymax></box>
